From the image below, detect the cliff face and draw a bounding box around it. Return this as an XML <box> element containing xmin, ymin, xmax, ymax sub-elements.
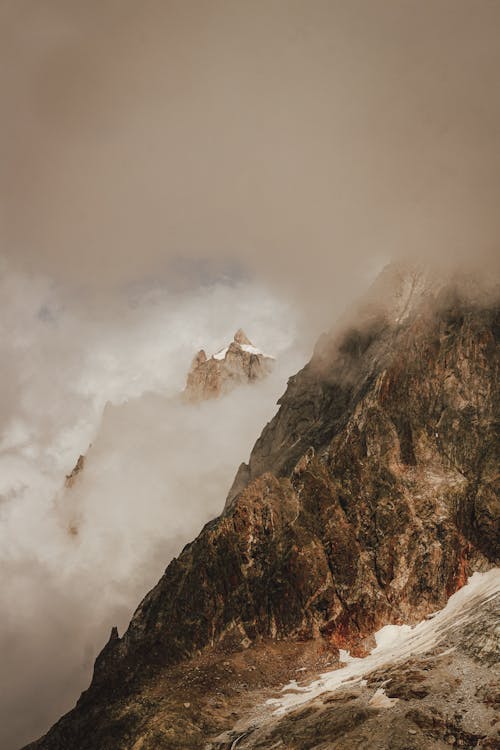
<box><xmin>183</xmin><ymin>329</ymin><xmax>274</xmax><ymax>403</ymax></box>
<box><xmin>24</xmin><ymin>268</ymin><xmax>499</xmax><ymax>750</ymax></box>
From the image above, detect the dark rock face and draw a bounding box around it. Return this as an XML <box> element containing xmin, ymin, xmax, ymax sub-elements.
<box><xmin>24</xmin><ymin>269</ymin><xmax>499</xmax><ymax>750</ymax></box>
<box><xmin>227</xmin><ymin>272</ymin><xmax>499</xmax><ymax>530</ymax></box>
<box><xmin>183</xmin><ymin>329</ymin><xmax>274</xmax><ymax>403</ymax></box>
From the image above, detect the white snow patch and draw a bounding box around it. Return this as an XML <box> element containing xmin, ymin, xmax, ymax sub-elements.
<box><xmin>338</xmin><ymin>648</ymin><xmax>357</xmax><ymax>664</ymax></box>
<box><xmin>212</xmin><ymin>343</ymin><xmax>275</xmax><ymax>360</ymax></box>
<box><xmin>240</xmin><ymin>343</ymin><xmax>275</xmax><ymax>359</ymax></box>
<box><xmin>267</xmin><ymin>568</ymin><xmax>500</xmax><ymax>716</ymax></box>
<box><xmin>372</xmin><ymin>623</ymin><xmax>413</xmax><ymax>653</ymax></box>
<box><xmin>213</xmin><ymin>347</ymin><xmax>229</xmax><ymax>360</ymax></box>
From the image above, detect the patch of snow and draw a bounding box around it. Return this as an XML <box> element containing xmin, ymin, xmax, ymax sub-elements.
<box><xmin>213</xmin><ymin>347</ymin><xmax>229</xmax><ymax>360</ymax></box>
<box><xmin>266</xmin><ymin>568</ymin><xmax>500</xmax><ymax>716</ymax></box>
<box><xmin>338</xmin><ymin>648</ymin><xmax>356</xmax><ymax>664</ymax></box>
<box><xmin>212</xmin><ymin>342</ymin><xmax>275</xmax><ymax>360</ymax></box>
<box><xmin>372</xmin><ymin>623</ymin><xmax>413</xmax><ymax>652</ymax></box>
<box><xmin>240</xmin><ymin>343</ymin><xmax>275</xmax><ymax>359</ymax></box>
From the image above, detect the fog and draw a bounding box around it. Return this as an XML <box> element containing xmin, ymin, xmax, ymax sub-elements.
<box><xmin>1</xmin><ymin>1</ymin><xmax>499</xmax><ymax>747</ymax></box>
<box><xmin>0</xmin><ymin>262</ymin><xmax>317</xmax><ymax>749</ymax></box>
<box><xmin>2</xmin><ymin>1</ymin><xmax>499</xmax><ymax>322</ymax></box>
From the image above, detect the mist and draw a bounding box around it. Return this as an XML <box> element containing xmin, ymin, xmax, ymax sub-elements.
<box><xmin>1</xmin><ymin>1</ymin><xmax>499</xmax><ymax>748</ymax></box>
<box><xmin>2</xmin><ymin>0</ymin><xmax>499</xmax><ymax>325</ymax></box>
<box><xmin>0</xmin><ymin>260</ymin><xmax>319</xmax><ymax>749</ymax></box>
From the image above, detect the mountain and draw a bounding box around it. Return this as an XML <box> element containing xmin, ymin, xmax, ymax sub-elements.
<box><xmin>24</xmin><ymin>265</ymin><xmax>499</xmax><ymax>750</ymax></box>
<box><xmin>61</xmin><ymin>329</ymin><xmax>273</xmax><ymax>529</ymax></box>
<box><xmin>183</xmin><ymin>329</ymin><xmax>275</xmax><ymax>403</ymax></box>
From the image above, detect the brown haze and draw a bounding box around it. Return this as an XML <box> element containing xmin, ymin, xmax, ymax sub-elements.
<box><xmin>0</xmin><ymin>2</ymin><xmax>499</xmax><ymax>749</ymax></box>
<box><xmin>1</xmin><ymin>0</ymin><xmax>499</xmax><ymax>313</ymax></box>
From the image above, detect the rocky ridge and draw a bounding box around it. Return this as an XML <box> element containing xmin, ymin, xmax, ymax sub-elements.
<box><xmin>24</xmin><ymin>265</ymin><xmax>499</xmax><ymax>750</ymax></box>
<box><xmin>183</xmin><ymin>329</ymin><xmax>275</xmax><ymax>403</ymax></box>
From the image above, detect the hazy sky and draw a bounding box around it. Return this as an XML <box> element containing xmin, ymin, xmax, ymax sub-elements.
<box><xmin>1</xmin><ymin>2</ymin><xmax>499</xmax><ymax>748</ymax></box>
<box><xmin>1</xmin><ymin>0</ymin><xmax>499</xmax><ymax>309</ymax></box>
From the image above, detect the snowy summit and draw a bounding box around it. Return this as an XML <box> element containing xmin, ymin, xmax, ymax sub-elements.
<box><xmin>183</xmin><ymin>329</ymin><xmax>275</xmax><ymax>403</ymax></box>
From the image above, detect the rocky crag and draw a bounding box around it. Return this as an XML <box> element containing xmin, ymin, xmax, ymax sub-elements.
<box><xmin>65</xmin><ymin>454</ymin><xmax>86</xmax><ymax>489</ymax></box>
<box><xmin>183</xmin><ymin>329</ymin><xmax>275</xmax><ymax>403</ymax></box>
<box><xmin>24</xmin><ymin>265</ymin><xmax>499</xmax><ymax>750</ymax></box>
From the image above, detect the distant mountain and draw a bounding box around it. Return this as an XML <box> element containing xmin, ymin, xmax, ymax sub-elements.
<box><xmin>183</xmin><ymin>329</ymin><xmax>275</xmax><ymax>403</ymax></box>
<box><xmin>24</xmin><ymin>265</ymin><xmax>499</xmax><ymax>750</ymax></box>
<box><xmin>62</xmin><ymin>329</ymin><xmax>272</xmax><ymax>499</ymax></box>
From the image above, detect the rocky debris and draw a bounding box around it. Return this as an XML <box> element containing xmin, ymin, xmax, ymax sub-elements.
<box><xmin>211</xmin><ymin>579</ymin><xmax>500</xmax><ymax>749</ymax></box>
<box><xmin>183</xmin><ymin>330</ymin><xmax>274</xmax><ymax>403</ymax></box>
<box><xmin>22</xmin><ymin>587</ymin><xmax>500</xmax><ymax>750</ymax></box>
<box><xmin>23</xmin><ymin>266</ymin><xmax>500</xmax><ymax>750</ymax></box>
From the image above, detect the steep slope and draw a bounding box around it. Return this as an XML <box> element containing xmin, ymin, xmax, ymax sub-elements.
<box><xmin>24</xmin><ymin>267</ymin><xmax>499</xmax><ymax>750</ymax></box>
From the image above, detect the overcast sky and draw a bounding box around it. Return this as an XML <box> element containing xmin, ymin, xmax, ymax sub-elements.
<box><xmin>1</xmin><ymin>0</ymin><xmax>499</xmax><ymax>311</ymax></box>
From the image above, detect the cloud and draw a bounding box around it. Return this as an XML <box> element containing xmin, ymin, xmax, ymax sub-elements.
<box><xmin>0</xmin><ymin>262</ymin><xmax>309</xmax><ymax>749</ymax></box>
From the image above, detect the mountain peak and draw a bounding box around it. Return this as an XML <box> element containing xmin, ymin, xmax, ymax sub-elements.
<box><xmin>183</xmin><ymin>330</ymin><xmax>274</xmax><ymax>403</ymax></box>
<box><xmin>234</xmin><ymin>328</ymin><xmax>252</xmax><ymax>346</ymax></box>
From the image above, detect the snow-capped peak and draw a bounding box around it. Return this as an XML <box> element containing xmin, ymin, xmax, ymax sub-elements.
<box><xmin>211</xmin><ymin>331</ymin><xmax>274</xmax><ymax>361</ymax></box>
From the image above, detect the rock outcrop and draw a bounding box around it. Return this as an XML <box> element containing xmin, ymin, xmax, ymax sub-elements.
<box><xmin>65</xmin><ymin>454</ymin><xmax>86</xmax><ymax>489</ymax></box>
<box><xmin>183</xmin><ymin>329</ymin><xmax>274</xmax><ymax>403</ymax></box>
<box><xmin>24</xmin><ymin>266</ymin><xmax>499</xmax><ymax>750</ymax></box>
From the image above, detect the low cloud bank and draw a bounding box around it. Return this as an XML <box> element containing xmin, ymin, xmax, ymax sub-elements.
<box><xmin>0</xmin><ymin>263</ymin><xmax>307</xmax><ymax>749</ymax></box>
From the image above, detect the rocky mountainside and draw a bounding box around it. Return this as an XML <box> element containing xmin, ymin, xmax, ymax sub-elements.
<box><xmin>183</xmin><ymin>329</ymin><xmax>275</xmax><ymax>403</ymax></box>
<box><xmin>215</xmin><ymin>568</ymin><xmax>500</xmax><ymax>749</ymax></box>
<box><xmin>24</xmin><ymin>265</ymin><xmax>499</xmax><ymax>750</ymax></box>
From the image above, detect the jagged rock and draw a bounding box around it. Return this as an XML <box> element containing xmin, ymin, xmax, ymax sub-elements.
<box><xmin>24</xmin><ymin>266</ymin><xmax>500</xmax><ymax>750</ymax></box>
<box><xmin>191</xmin><ymin>349</ymin><xmax>207</xmax><ymax>369</ymax></box>
<box><xmin>183</xmin><ymin>330</ymin><xmax>274</xmax><ymax>403</ymax></box>
<box><xmin>225</xmin><ymin>270</ymin><xmax>500</xmax><ymax>558</ymax></box>
<box><xmin>64</xmin><ymin>454</ymin><xmax>85</xmax><ymax>488</ymax></box>
<box><xmin>234</xmin><ymin>328</ymin><xmax>253</xmax><ymax>346</ymax></box>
